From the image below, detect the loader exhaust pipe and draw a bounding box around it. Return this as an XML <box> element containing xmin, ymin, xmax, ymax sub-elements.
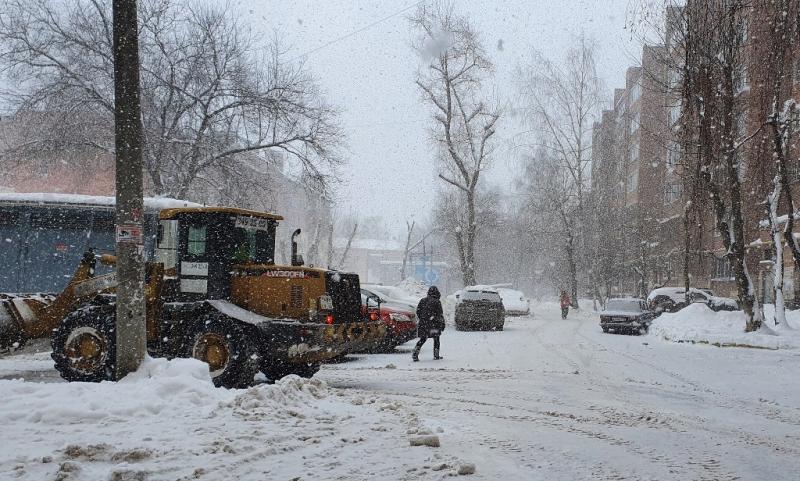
<box><xmin>291</xmin><ymin>229</ymin><xmax>304</xmax><ymax>267</ymax></box>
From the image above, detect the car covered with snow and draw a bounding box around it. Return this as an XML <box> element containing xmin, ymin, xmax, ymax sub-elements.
<box><xmin>454</xmin><ymin>286</ymin><xmax>505</xmax><ymax>331</ymax></box>
<box><xmin>600</xmin><ymin>297</ymin><xmax>656</xmax><ymax>334</ymax></box>
<box><xmin>496</xmin><ymin>288</ymin><xmax>531</xmax><ymax>316</ymax></box>
<box><xmin>361</xmin><ymin>283</ymin><xmax>421</xmax><ymax>312</ymax></box>
<box><xmin>360</xmin><ymin>288</ymin><xmax>418</xmax><ymax>351</ymax></box>
<box><xmin>647</xmin><ymin>287</ymin><xmax>738</xmax><ymax>314</ymax></box>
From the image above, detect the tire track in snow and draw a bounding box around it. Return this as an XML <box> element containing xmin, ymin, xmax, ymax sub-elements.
<box><xmin>575</xmin><ymin>328</ymin><xmax>800</xmax><ymax>428</ymax></box>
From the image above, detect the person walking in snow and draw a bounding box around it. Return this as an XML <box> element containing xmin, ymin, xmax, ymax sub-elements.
<box><xmin>412</xmin><ymin>286</ymin><xmax>445</xmax><ymax>362</ymax></box>
<box><xmin>560</xmin><ymin>290</ymin><xmax>571</xmax><ymax>319</ymax></box>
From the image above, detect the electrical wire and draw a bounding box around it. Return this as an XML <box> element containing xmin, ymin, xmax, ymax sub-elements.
<box><xmin>291</xmin><ymin>0</ymin><xmax>424</xmax><ymax>61</ymax></box>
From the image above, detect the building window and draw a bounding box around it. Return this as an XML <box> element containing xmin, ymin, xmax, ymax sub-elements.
<box><xmin>735</xmin><ymin>63</ymin><xmax>749</xmax><ymax>92</ymax></box>
<box><xmin>794</xmin><ymin>58</ymin><xmax>800</xmax><ymax>85</ymax></box>
<box><xmin>667</xmin><ymin>139</ymin><xmax>680</xmax><ymax>171</ymax></box>
<box><xmin>630</xmin><ymin>110</ymin><xmax>640</xmax><ymax>134</ymax></box>
<box><xmin>627</xmin><ymin>168</ymin><xmax>639</xmax><ymax>193</ymax></box>
<box><xmin>669</xmin><ymin>102</ymin><xmax>681</xmax><ymax>128</ymax></box>
<box><xmin>630</xmin><ymin>81</ymin><xmax>642</xmax><ymax>104</ymax></box>
<box><xmin>735</xmin><ymin>109</ymin><xmax>746</xmax><ymax>140</ymax></box>
<box><xmin>664</xmin><ymin>182</ymin><xmax>682</xmax><ymax>204</ymax></box>
<box><xmin>629</xmin><ymin>138</ymin><xmax>640</xmax><ymax>163</ymax></box>
<box><xmin>713</xmin><ymin>256</ymin><xmax>732</xmax><ymax>280</ymax></box>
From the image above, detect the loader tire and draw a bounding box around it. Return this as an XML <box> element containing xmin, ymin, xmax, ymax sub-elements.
<box><xmin>51</xmin><ymin>307</ymin><xmax>117</xmax><ymax>383</ymax></box>
<box><xmin>185</xmin><ymin>315</ymin><xmax>258</xmax><ymax>389</ymax></box>
<box><xmin>262</xmin><ymin>361</ymin><xmax>320</xmax><ymax>381</ymax></box>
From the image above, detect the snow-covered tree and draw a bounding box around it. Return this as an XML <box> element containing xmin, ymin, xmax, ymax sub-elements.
<box><xmin>411</xmin><ymin>1</ymin><xmax>500</xmax><ymax>286</ymax></box>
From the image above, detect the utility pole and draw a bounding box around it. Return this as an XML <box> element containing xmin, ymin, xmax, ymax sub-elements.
<box><xmin>113</xmin><ymin>0</ymin><xmax>146</xmax><ymax>378</ymax></box>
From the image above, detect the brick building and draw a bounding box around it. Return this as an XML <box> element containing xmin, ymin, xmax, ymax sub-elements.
<box><xmin>590</xmin><ymin>1</ymin><xmax>799</xmax><ymax>301</ymax></box>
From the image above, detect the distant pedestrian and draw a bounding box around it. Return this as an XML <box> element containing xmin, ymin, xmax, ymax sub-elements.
<box><xmin>560</xmin><ymin>290</ymin><xmax>571</xmax><ymax>319</ymax></box>
<box><xmin>413</xmin><ymin>286</ymin><xmax>445</xmax><ymax>361</ymax></box>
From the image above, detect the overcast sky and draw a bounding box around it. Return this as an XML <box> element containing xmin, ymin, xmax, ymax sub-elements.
<box><xmin>235</xmin><ymin>0</ymin><xmax>643</xmax><ymax>236</ymax></box>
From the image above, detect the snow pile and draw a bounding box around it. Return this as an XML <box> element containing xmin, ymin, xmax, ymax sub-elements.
<box><xmin>648</xmin><ymin>303</ymin><xmax>800</xmax><ymax>349</ymax></box>
<box><xmin>394</xmin><ymin>277</ymin><xmax>429</xmax><ymax>300</ymax></box>
<box><xmin>0</xmin><ymin>357</ymin><xmax>341</xmax><ymax>480</ymax></box>
<box><xmin>0</xmin><ymin>357</ymin><xmax>333</xmax><ymax>428</ymax></box>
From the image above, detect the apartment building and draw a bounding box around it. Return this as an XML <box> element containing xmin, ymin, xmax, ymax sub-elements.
<box><xmin>592</xmin><ymin>0</ymin><xmax>800</xmax><ymax>303</ymax></box>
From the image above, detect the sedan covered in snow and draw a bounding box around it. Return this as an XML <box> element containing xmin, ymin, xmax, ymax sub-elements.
<box><xmin>496</xmin><ymin>288</ymin><xmax>531</xmax><ymax>316</ymax></box>
<box><xmin>647</xmin><ymin>287</ymin><xmax>737</xmax><ymax>314</ymax></box>
<box><xmin>600</xmin><ymin>298</ymin><xmax>656</xmax><ymax>335</ymax></box>
<box><xmin>360</xmin><ymin>289</ymin><xmax>418</xmax><ymax>351</ymax></box>
<box><xmin>454</xmin><ymin>287</ymin><xmax>505</xmax><ymax>331</ymax></box>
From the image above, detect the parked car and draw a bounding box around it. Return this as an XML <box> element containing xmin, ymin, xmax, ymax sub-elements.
<box><xmin>600</xmin><ymin>297</ymin><xmax>656</xmax><ymax>334</ymax></box>
<box><xmin>647</xmin><ymin>287</ymin><xmax>738</xmax><ymax>314</ymax></box>
<box><xmin>454</xmin><ymin>286</ymin><xmax>506</xmax><ymax>331</ymax></box>
<box><xmin>361</xmin><ymin>283</ymin><xmax>420</xmax><ymax>311</ymax></box>
<box><xmin>360</xmin><ymin>288</ymin><xmax>418</xmax><ymax>351</ymax></box>
<box><xmin>496</xmin><ymin>288</ymin><xmax>531</xmax><ymax>316</ymax></box>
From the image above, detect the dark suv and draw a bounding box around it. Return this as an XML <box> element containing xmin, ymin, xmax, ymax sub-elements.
<box><xmin>454</xmin><ymin>288</ymin><xmax>505</xmax><ymax>331</ymax></box>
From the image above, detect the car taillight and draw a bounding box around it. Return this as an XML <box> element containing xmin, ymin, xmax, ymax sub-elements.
<box><xmin>325</xmin><ymin>314</ymin><xmax>335</xmax><ymax>325</ymax></box>
<box><xmin>369</xmin><ymin>312</ymin><xmax>379</xmax><ymax>321</ymax></box>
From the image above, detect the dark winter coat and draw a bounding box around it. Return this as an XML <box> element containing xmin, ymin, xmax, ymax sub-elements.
<box><xmin>416</xmin><ymin>286</ymin><xmax>445</xmax><ymax>336</ymax></box>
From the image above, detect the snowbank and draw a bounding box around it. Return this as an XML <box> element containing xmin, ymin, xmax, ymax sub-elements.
<box><xmin>647</xmin><ymin>303</ymin><xmax>800</xmax><ymax>349</ymax></box>
<box><xmin>0</xmin><ymin>357</ymin><xmax>346</xmax><ymax>480</ymax></box>
<box><xmin>0</xmin><ymin>356</ymin><xmax>462</xmax><ymax>480</ymax></box>
<box><xmin>0</xmin><ymin>357</ymin><xmax>329</xmax><ymax>428</ymax></box>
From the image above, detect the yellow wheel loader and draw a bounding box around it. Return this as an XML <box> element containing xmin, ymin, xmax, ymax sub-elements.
<box><xmin>0</xmin><ymin>206</ymin><xmax>386</xmax><ymax>388</ymax></box>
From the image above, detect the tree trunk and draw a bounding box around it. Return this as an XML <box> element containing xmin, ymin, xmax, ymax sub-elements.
<box><xmin>464</xmin><ymin>190</ymin><xmax>477</xmax><ymax>286</ymax></box>
<box><xmin>768</xmin><ymin>177</ymin><xmax>787</xmax><ymax>326</ymax></box>
<box><xmin>400</xmin><ymin>220</ymin><xmax>415</xmax><ymax>280</ymax></box>
<box><xmin>566</xmin><ymin>231</ymin><xmax>578</xmax><ymax>309</ymax></box>
<box><xmin>337</xmin><ymin>223</ymin><xmax>358</xmax><ymax>268</ymax></box>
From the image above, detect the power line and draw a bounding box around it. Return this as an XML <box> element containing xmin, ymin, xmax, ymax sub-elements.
<box><xmin>291</xmin><ymin>0</ymin><xmax>424</xmax><ymax>61</ymax></box>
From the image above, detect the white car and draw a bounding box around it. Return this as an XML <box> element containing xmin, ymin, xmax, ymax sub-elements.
<box><xmin>647</xmin><ymin>287</ymin><xmax>738</xmax><ymax>313</ymax></box>
<box><xmin>496</xmin><ymin>288</ymin><xmax>531</xmax><ymax>316</ymax></box>
<box><xmin>361</xmin><ymin>284</ymin><xmax>419</xmax><ymax>311</ymax></box>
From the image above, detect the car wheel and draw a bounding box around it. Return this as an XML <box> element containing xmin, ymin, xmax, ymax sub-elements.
<box><xmin>602</xmin><ymin>326</ymin><xmax>609</xmax><ymax>333</ymax></box>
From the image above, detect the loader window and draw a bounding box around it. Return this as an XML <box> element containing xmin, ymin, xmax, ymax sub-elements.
<box><xmin>187</xmin><ymin>225</ymin><xmax>207</xmax><ymax>256</ymax></box>
<box><xmin>232</xmin><ymin>226</ymin><xmax>275</xmax><ymax>264</ymax></box>
<box><xmin>156</xmin><ymin>220</ymin><xmax>178</xmax><ymax>269</ymax></box>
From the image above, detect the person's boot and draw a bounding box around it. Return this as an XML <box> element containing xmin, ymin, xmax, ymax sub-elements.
<box><xmin>433</xmin><ymin>349</ymin><xmax>442</xmax><ymax>360</ymax></box>
<box><xmin>412</xmin><ymin>345</ymin><xmax>420</xmax><ymax>362</ymax></box>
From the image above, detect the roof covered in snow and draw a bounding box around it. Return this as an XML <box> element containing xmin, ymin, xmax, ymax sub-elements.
<box><xmin>0</xmin><ymin>192</ymin><xmax>201</xmax><ymax>210</ymax></box>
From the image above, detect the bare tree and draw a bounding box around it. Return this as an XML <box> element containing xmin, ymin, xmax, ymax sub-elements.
<box><xmin>400</xmin><ymin>220</ymin><xmax>416</xmax><ymax>280</ymax></box>
<box><xmin>516</xmin><ymin>37</ymin><xmax>603</xmax><ymax>307</ymax></box>
<box><xmin>411</xmin><ymin>1</ymin><xmax>499</xmax><ymax>286</ymax></box>
<box><xmin>679</xmin><ymin>0</ymin><xmax>760</xmax><ymax>330</ymax></box>
<box><xmin>337</xmin><ymin>222</ymin><xmax>358</xmax><ymax>268</ymax></box>
<box><xmin>0</xmin><ymin>0</ymin><xmax>342</xmax><ymax>199</ymax></box>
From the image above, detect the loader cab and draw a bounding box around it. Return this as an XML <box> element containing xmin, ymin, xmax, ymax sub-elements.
<box><xmin>156</xmin><ymin>207</ymin><xmax>283</xmax><ymax>301</ymax></box>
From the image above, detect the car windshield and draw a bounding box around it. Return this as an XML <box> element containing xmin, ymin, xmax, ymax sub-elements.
<box><xmin>605</xmin><ymin>300</ymin><xmax>642</xmax><ymax>312</ymax></box>
<box><xmin>361</xmin><ymin>289</ymin><xmax>385</xmax><ymax>306</ymax></box>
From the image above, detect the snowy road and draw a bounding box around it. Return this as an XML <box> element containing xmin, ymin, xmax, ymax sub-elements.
<box><xmin>321</xmin><ymin>306</ymin><xmax>800</xmax><ymax>480</ymax></box>
<box><xmin>2</xmin><ymin>304</ymin><xmax>799</xmax><ymax>480</ymax></box>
